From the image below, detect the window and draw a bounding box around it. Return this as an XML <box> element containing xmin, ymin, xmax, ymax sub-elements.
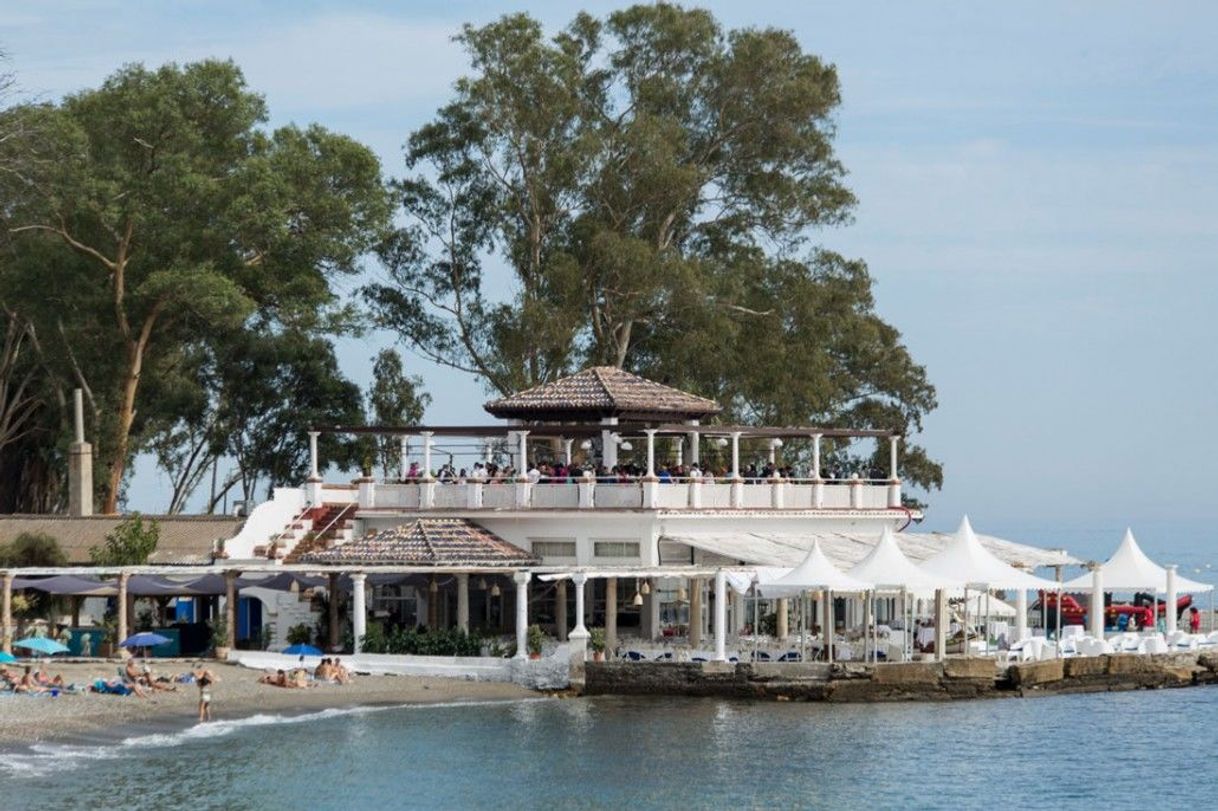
<box><xmin>593</xmin><ymin>540</ymin><xmax>640</xmax><ymax>558</ymax></box>
<box><xmin>530</xmin><ymin>539</ymin><xmax>577</xmax><ymax>558</ymax></box>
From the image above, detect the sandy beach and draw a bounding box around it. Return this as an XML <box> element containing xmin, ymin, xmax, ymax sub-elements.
<box><xmin>0</xmin><ymin>659</ymin><xmax>542</xmax><ymax>746</ymax></box>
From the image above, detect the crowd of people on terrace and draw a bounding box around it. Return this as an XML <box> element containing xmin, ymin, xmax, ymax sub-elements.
<box><xmin>398</xmin><ymin>459</ymin><xmax>887</xmax><ymax>484</ymax></box>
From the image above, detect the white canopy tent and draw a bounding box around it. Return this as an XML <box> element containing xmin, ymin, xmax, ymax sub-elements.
<box><xmin>847</xmin><ymin>526</ymin><xmax>954</xmax><ymax>592</ymax></box>
<box><xmin>758</xmin><ymin>541</ymin><xmax>872</xmax><ymax>596</ymax></box>
<box><xmin>918</xmin><ymin>517</ymin><xmax>1059</xmax><ymax>592</ymax></box>
<box><xmin>1062</xmin><ymin>529</ymin><xmax>1213</xmax><ymax>593</ymax></box>
<box><xmin>917</xmin><ymin>517</ymin><xmax>1059</xmax><ymax>650</ymax></box>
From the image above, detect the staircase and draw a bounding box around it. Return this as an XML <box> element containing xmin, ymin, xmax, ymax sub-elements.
<box><xmin>282</xmin><ymin>503</ymin><xmax>355</xmax><ymax>563</ymax></box>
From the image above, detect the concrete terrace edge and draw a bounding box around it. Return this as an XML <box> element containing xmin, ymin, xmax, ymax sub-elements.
<box><xmin>583</xmin><ymin>652</ymin><xmax>1218</xmax><ymax>702</ymax></box>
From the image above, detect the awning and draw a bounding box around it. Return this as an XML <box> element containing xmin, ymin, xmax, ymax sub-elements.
<box><xmin>662</xmin><ymin>526</ymin><xmax>1076</xmax><ymax>572</ymax></box>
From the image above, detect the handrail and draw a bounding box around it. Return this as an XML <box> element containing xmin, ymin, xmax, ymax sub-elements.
<box><xmin>314</xmin><ymin>502</ymin><xmax>356</xmax><ymax>539</ymax></box>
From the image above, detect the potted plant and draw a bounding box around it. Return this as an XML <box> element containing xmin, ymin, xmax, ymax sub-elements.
<box><xmin>589</xmin><ymin>627</ymin><xmax>607</xmax><ymax>662</ymax></box>
<box><xmin>526</xmin><ymin>624</ymin><xmax>545</xmax><ymax>660</ymax></box>
<box><xmin>211</xmin><ymin>618</ymin><xmax>230</xmax><ymax>660</ymax></box>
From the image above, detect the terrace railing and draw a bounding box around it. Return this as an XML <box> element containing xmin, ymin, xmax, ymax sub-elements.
<box><xmin>342</xmin><ymin>475</ymin><xmax>903</xmax><ymax>512</ymax></box>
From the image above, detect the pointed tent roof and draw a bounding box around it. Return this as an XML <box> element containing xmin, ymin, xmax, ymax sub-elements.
<box><xmin>483</xmin><ymin>366</ymin><xmax>721</xmax><ymax>422</ymax></box>
<box><xmin>1063</xmin><ymin>529</ymin><xmax>1213</xmax><ymax>593</ymax></box>
<box><xmin>918</xmin><ymin>517</ymin><xmax>1059</xmax><ymax>590</ymax></box>
<box><xmin>759</xmin><ymin>540</ymin><xmax>872</xmax><ymax>596</ymax></box>
<box><xmin>300</xmin><ymin>519</ymin><xmax>539</xmax><ymax>568</ymax></box>
<box><xmin>847</xmin><ymin>526</ymin><xmax>955</xmax><ymax>591</ymax></box>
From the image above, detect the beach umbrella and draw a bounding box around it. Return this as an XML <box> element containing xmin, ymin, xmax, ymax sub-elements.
<box><xmin>0</xmin><ymin>651</ymin><xmax>17</xmax><ymax>663</ymax></box>
<box><xmin>13</xmin><ymin>637</ymin><xmax>70</xmax><ymax>655</ymax></box>
<box><xmin>282</xmin><ymin>644</ymin><xmax>323</xmax><ymax>657</ymax></box>
<box><xmin>119</xmin><ymin>632</ymin><xmax>172</xmax><ymax>649</ymax></box>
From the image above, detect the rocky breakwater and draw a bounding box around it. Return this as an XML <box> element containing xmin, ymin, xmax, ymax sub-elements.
<box><xmin>584</xmin><ymin>652</ymin><xmax>1218</xmax><ymax>702</ymax></box>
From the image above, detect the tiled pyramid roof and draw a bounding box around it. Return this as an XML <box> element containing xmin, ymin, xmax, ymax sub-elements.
<box><xmin>484</xmin><ymin>366</ymin><xmax>720</xmax><ymax>420</ymax></box>
<box><xmin>300</xmin><ymin>518</ymin><xmax>538</xmax><ymax>567</ymax></box>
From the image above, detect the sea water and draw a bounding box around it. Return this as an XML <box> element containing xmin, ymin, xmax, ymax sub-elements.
<box><xmin>2</xmin><ymin>690</ymin><xmax>1215</xmax><ymax>809</ymax></box>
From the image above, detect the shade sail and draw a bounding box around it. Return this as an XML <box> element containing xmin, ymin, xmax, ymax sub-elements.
<box><xmin>1063</xmin><ymin>529</ymin><xmax>1213</xmax><ymax>593</ymax></box>
<box><xmin>918</xmin><ymin>517</ymin><xmax>1059</xmax><ymax>591</ymax></box>
<box><xmin>847</xmin><ymin>526</ymin><xmax>954</xmax><ymax>591</ymax></box>
<box><xmin>10</xmin><ymin>575</ymin><xmax>117</xmax><ymax>596</ymax></box>
<box><xmin>759</xmin><ymin>540</ymin><xmax>872</xmax><ymax>596</ymax></box>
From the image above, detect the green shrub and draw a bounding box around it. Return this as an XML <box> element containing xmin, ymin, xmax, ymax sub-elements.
<box><xmin>357</xmin><ymin>626</ymin><xmax>483</xmax><ymax>656</ymax></box>
<box><xmin>286</xmin><ymin>623</ymin><xmax>313</xmax><ymax>645</ymax></box>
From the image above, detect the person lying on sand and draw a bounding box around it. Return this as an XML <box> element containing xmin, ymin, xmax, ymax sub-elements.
<box><xmin>15</xmin><ymin>666</ymin><xmax>47</xmax><ymax>694</ymax></box>
<box><xmin>94</xmin><ymin>677</ymin><xmax>149</xmax><ymax>698</ymax></box>
<box><xmin>125</xmin><ymin>658</ymin><xmax>176</xmax><ymax>692</ymax></box>
<box><xmin>32</xmin><ymin>668</ymin><xmax>65</xmax><ymax>688</ymax></box>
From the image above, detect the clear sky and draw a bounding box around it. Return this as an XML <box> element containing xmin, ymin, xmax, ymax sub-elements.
<box><xmin>6</xmin><ymin>1</ymin><xmax>1217</xmax><ymax>564</ymax></box>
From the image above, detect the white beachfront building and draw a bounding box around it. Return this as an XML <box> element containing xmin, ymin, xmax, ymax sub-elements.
<box><xmin>217</xmin><ymin>367</ymin><xmax>1071</xmax><ymax>657</ymax></box>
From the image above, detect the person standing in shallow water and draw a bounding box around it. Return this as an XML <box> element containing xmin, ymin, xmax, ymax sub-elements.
<box><xmin>195</xmin><ymin>666</ymin><xmax>217</xmax><ymax>722</ymax></box>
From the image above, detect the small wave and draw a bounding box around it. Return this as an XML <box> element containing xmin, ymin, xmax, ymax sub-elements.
<box><xmin>0</xmin><ymin>697</ymin><xmax>549</xmax><ymax>779</ymax></box>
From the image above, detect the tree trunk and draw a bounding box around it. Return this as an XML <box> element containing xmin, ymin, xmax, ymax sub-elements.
<box><xmin>101</xmin><ymin>307</ymin><xmax>160</xmax><ymax>514</ymax></box>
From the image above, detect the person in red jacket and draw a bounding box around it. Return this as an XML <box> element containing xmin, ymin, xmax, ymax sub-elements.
<box><xmin>1189</xmin><ymin>607</ymin><xmax>1202</xmax><ymax>634</ymax></box>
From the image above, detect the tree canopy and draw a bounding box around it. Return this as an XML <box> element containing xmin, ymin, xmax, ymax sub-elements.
<box><xmin>366</xmin><ymin>5</ymin><xmax>940</xmax><ymax>489</ymax></box>
<box><xmin>89</xmin><ymin>513</ymin><xmax>158</xmax><ymax>565</ymax></box>
<box><xmin>0</xmin><ymin>59</ymin><xmax>393</xmax><ymax>512</ymax></box>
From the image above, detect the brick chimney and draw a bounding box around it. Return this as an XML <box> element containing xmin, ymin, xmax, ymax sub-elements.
<box><xmin>67</xmin><ymin>388</ymin><xmax>93</xmax><ymax>516</ymax></box>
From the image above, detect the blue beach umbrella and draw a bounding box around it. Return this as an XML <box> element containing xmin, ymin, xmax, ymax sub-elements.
<box><xmin>120</xmin><ymin>632</ymin><xmax>172</xmax><ymax>649</ymax></box>
<box><xmin>282</xmin><ymin>644</ymin><xmax>323</xmax><ymax>657</ymax></box>
<box><xmin>0</xmin><ymin>651</ymin><xmax>17</xmax><ymax>663</ymax></box>
<box><xmin>13</xmin><ymin>637</ymin><xmax>70</xmax><ymax>656</ymax></box>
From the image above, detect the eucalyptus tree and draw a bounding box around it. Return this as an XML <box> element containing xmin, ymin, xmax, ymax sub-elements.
<box><xmin>3</xmin><ymin>60</ymin><xmax>392</xmax><ymax>512</ymax></box>
<box><xmin>368</xmin><ymin>4</ymin><xmax>941</xmax><ymax>490</ymax></box>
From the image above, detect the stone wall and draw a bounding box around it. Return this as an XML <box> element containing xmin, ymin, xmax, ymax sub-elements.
<box><xmin>584</xmin><ymin>652</ymin><xmax>1218</xmax><ymax>703</ymax></box>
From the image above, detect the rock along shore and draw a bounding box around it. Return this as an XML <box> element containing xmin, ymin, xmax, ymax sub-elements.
<box><xmin>583</xmin><ymin>652</ymin><xmax>1218</xmax><ymax>702</ymax></box>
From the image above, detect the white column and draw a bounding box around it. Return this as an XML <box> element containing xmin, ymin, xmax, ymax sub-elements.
<box><xmin>308</xmin><ymin>431</ymin><xmax>321</xmax><ymax>479</ymax></box>
<box><xmin>689</xmin><ymin>578</ymin><xmax>703</xmax><ymax>647</ymax></box>
<box><xmin>1016</xmin><ymin>588</ymin><xmax>1029</xmax><ymax>642</ymax></box>
<box><xmin>421</xmin><ymin>431</ymin><xmax>434</xmax><ymax>479</ymax></box>
<box><xmin>513</xmin><ymin>571</ymin><xmax>530</xmax><ymax>659</ymax></box>
<box><xmin>517</xmin><ymin>430</ymin><xmax>529</xmax><ymax>477</ymax></box>
<box><xmin>399</xmin><ymin>436</ymin><xmax>410</xmax><ymax>480</ymax></box>
<box><xmin>648</xmin><ymin>581</ymin><xmax>661</xmax><ymax>640</ymax></box>
<box><xmin>776</xmin><ymin>597</ymin><xmax>789</xmax><ymax>641</ymax></box>
<box><xmin>457</xmin><ymin>573</ymin><xmax>470</xmax><ymax>633</ymax></box>
<box><xmin>351</xmin><ymin>573</ymin><xmax>367</xmax><ymax>654</ymax></box>
<box><xmin>675</xmin><ymin>436</ymin><xmax>683</xmax><ymax>467</ymax></box>
<box><xmin>889</xmin><ymin>435</ymin><xmax>900</xmax><ymax>480</ymax></box>
<box><xmin>1165</xmin><ymin>565</ymin><xmax>1178</xmax><ymax>635</ymax></box>
<box><xmin>644</xmin><ymin>430</ymin><xmax>657</xmax><ymax>477</ymax></box>
<box><xmin>571</xmin><ymin>574</ymin><xmax>589</xmax><ymax>637</ymax></box>
<box><xmin>812</xmin><ymin>433</ymin><xmax>822</xmax><ymax>480</ymax></box>
<box><xmin>563</xmin><ymin>439</ymin><xmax>574</xmax><ymax>466</ymax></box>
<box><xmin>732</xmin><ymin>589</ymin><xmax>745</xmax><ymax>637</ymax></box>
<box><xmin>601</xmin><ymin>417</ymin><xmax>618</xmax><ymax>469</ymax></box>
<box><xmin>713</xmin><ymin>570</ymin><xmax>727</xmax><ymax>662</ymax></box>
<box><xmin>934</xmin><ymin>588</ymin><xmax>947</xmax><ymax>662</ymax></box>
<box><xmin>730</xmin><ymin>432</ymin><xmax>742</xmax><ymax>479</ymax></box>
<box><xmin>687</xmin><ymin>419</ymin><xmax>700</xmax><ymax>465</ymax></box>
<box><xmin>483</xmin><ymin>441</ymin><xmax>493</xmax><ymax>465</ymax></box>
<box><xmin>1090</xmin><ymin>565</ymin><xmax>1105</xmax><ymax>639</ymax></box>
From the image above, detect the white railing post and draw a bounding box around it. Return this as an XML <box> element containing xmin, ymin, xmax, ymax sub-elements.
<box><xmin>578</xmin><ymin>472</ymin><xmax>595</xmax><ymax>509</ymax></box>
<box><xmin>849</xmin><ymin>474</ymin><xmax>864</xmax><ymax>509</ymax></box>
<box><xmin>1165</xmin><ymin>565</ymin><xmax>1178</xmax><ymax>635</ymax></box>
<box><xmin>1090</xmin><ymin>564</ymin><xmax>1105</xmax><ymax>640</ymax></box>
<box><xmin>689</xmin><ymin>477</ymin><xmax>702</xmax><ymax>509</ymax></box>
<box><xmin>770</xmin><ymin>476</ymin><xmax>784</xmax><ymax>509</ymax></box>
